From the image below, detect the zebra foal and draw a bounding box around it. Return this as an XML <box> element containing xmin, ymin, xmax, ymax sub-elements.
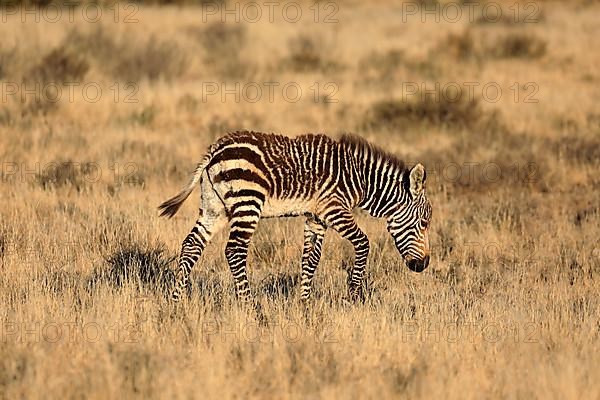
<box><xmin>159</xmin><ymin>131</ymin><xmax>432</xmax><ymax>303</ymax></box>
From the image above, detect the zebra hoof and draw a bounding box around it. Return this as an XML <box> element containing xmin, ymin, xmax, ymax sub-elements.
<box><xmin>171</xmin><ymin>291</ymin><xmax>182</xmax><ymax>303</ymax></box>
<box><xmin>348</xmin><ymin>286</ymin><xmax>365</xmax><ymax>303</ymax></box>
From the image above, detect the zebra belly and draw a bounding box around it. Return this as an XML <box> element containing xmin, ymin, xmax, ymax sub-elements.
<box><xmin>262</xmin><ymin>197</ymin><xmax>315</xmax><ymax>218</ymax></box>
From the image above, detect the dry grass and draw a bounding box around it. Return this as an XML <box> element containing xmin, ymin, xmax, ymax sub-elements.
<box><xmin>0</xmin><ymin>1</ymin><xmax>599</xmax><ymax>398</ymax></box>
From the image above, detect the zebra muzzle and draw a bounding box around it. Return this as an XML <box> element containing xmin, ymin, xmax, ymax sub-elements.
<box><xmin>406</xmin><ymin>255</ymin><xmax>430</xmax><ymax>273</ymax></box>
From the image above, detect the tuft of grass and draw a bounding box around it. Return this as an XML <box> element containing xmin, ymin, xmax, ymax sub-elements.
<box><xmin>35</xmin><ymin>161</ymin><xmax>98</xmax><ymax>192</ymax></box>
<box><xmin>0</xmin><ymin>351</ymin><xmax>29</xmax><ymax>391</ymax></box>
<box><xmin>0</xmin><ymin>46</ymin><xmax>17</xmax><ymax>79</ymax></box>
<box><xmin>126</xmin><ymin>105</ymin><xmax>157</xmax><ymax>127</ymax></box>
<box><xmin>88</xmin><ymin>240</ymin><xmax>175</xmax><ymax>292</ymax></box>
<box><xmin>21</xmin><ymin>46</ymin><xmax>89</xmax><ymax>115</ymax></box>
<box><xmin>111</xmin><ymin>349</ymin><xmax>159</xmax><ymax>397</ymax></box>
<box><xmin>554</xmin><ymin>136</ymin><xmax>600</xmax><ymax>165</ymax></box>
<box><xmin>438</xmin><ymin>30</ymin><xmax>479</xmax><ymax>61</ymax></box>
<box><xmin>27</xmin><ymin>46</ymin><xmax>89</xmax><ymax>85</ymax></box>
<box><xmin>66</xmin><ymin>27</ymin><xmax>188</xmax><ymax>81</ymax></box>
<box><xmin>0</xmin><ymin>234</ymin><xmax>6</xmax><ymax>260</ymax></box>
<box><xmin>36</xmin><ymin>269</ymin><xmax>83</xmax><ymax>295</ymax></box>
<box><xmin>65</xmin><ymin>26</ymin><xmax>119</xmax><ymax>62</ymax></box>
<box><xmin>487</xmin><ymin>32</ymin><xmax>547</xmax><ymax>59</ymax></box>
<box><xmin>283</xmin><ymin>34</ymin><xmax>342</xmax><ymax>73</ymax></box>
<box><xmin>258</xmin><ymin>272</ymin><xmax>300</xmax><ymax>299</ymax></box>
<box><xmin>359</xmin><ymin>49</ymin><xmax>440</xmax><ymax>84</ymax></box>
<box><xmin>112</xmin><ymin>36</ymin><xmax>188</xmax><ymax>82</ymax></box>
<box><xmin>195</xmin><ymin>23</ymin><xmax>254</xmax><ymax>79</ymax></box>
<box><xmin>362</xmin><ymin>90</ymin><xmax>491</xmax><ymax>131</ymax></box>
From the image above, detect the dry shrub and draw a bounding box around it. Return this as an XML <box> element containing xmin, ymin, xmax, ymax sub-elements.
<box><xmin>125</xmin><ymin>105</ymin><xmax>157</xmax><ymax>127</ymax></box>
<box><xmin>487</xmin><ymin>32</ymin><xmax>547</xmax><ymax>59</ymax></box>
<box><xmin>0</xmin><ymin>349</ymin><xmax>28</xmax><ymax>392</ymax></box>
<box><xmin>199</xmin><ymin>22</ymin><xmax>246</xmax><ymax>53</ymax></box>
<box><xmin>195</xmin><ymin>22</ymin><xmax>253</xmax><ymax>79</ymax></box>
<box><xmin>420</xmin><ymin>130</ymin><xmax>552</xmax><ymax>196</ymax></box>
<box><xmin>112</xmin><ymin>37</ymin><xmax>188</xmax><ymax>82</ymax></box>
<box><xmin>362</xmin><ymin>89</ymin><xmax>493</xmax><ymax>131</ymax></box>
<box><xmin>284</xmin><ymin>33</ymin><xmax>342</xmax><ymax>73</ymax></box>
<box><xmin>0</xmin><ymin>108</ymin><xmax>12</xmax><ymax>126</ymax></box>
<box><xmin>27</xmin><ymin>46</ymin><xmax>89</xmax><ymax>84</ymax></box>
<box><xmin>359</xmin><ymin>49</ymin><xmax>405</xmax><ymax>80</ymax></box>
<box><xmin>553</xmin><ymin>136</ymin><xmax>600</xmax><ymax>165</ymax></box>
<box><xmin>21</xmin><ymin>46</ymin><xmax>89</xmax><ymax>115</ymax></box>
<box><xmin>88</xmin><ymin>240</ymin><xmax>175</xmax><ymax>292</ymax></box>
<box><xmin>438</xmin><ymin>30</ymin><xmax>479</xmax><ymax>60</ymax></box>
<box><xmin>176</xmin><ymin>93</ymin><xmax>199</xmax><ymax>113</ymax></box>
<box><xmin>574</xmin><ymin>206</ymin><xmax>598</xmax><ymax>227</ymax></box>
<box><xmin>111</xmin><ymin>349</ymin><xmax>159</xmax><ymax>397</ymax></box>
<box><xmin>65</xmin><ymin>26</ymin><xmax>118</xmax><ymax>61</ymax></box>
<box><xmin>359</xmin><ymin>49</ymin><xmax>440</xmax><ymax>83</ymax></box>
<box><xmin>66</xmin><ymin>27</ymin><xmax>187</xmax><ymax>81</ymax></box>
<box><xmin>0</xmin><ymin>46</ymin><xmax>17</xmax><ymax>79</ymax></box>
<box><xmin>437</xmin><ymin>30</ymin><xmax>546</xmax><ymax>61</ymax></box>
<box><xmin>36</xmin><ymin>161</ymin><xmax>98</xmax><ymax>191</ymax></box>
<box><xmin>258</xmin><ymin>272</ymin><xmax>300</xmax><ymax>299</ymax></box>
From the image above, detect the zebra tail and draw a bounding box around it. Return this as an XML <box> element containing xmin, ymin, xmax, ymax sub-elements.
<box><xmin>158</xmin><ymin>155</ymin><xmax>210</xmax><ymax>218</ymax></box>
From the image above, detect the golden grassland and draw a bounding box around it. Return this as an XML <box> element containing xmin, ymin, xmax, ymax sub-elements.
<box><xmin>0</xmin><ymin>1</ymin><xmax>599</xmax><ymax>398</ymax></box>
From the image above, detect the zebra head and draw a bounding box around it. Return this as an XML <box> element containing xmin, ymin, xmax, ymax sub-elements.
<box><xmin>387</xmin><ymin>163</ymin><xmax>432</xmax><ymax>272</ymax></box>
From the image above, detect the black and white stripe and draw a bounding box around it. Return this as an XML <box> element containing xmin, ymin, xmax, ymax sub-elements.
<box><xmin>159</xmin><ymin>131</ymin><xmax>432</xmax><ymax>303</ymax></box>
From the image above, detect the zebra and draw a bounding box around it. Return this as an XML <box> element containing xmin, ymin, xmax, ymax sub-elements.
<box><xmin>159</xmin><ymin>131</ymin><xmax>432</xmax><ymax>303</ymax></box>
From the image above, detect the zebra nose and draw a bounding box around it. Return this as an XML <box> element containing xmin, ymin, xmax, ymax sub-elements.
<box><xmin>407</xmin><ymin>256</ymin><xmax>429</xmax><ymax>273</ymax></box>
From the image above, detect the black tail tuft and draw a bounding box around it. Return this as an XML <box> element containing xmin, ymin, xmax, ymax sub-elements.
<box><xmin>158</xmin><ymin>189</ymin><xmax>192</xmax><ymax>218</ymax></box>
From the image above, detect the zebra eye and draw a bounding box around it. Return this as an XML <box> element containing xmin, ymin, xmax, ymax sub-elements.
<box><xmin>421</xmin><ymin>220</ymin><xmax>429</xmax><ymax>228</ymax></box>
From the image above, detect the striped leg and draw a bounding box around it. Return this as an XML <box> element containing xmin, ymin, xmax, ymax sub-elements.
<box><xmin>300</xmin><ymin>217</ymin><xmax>326</xmax><ymax>301</ymax></box>
<box><xmin>172</xmin><ymin>211</ymin><xmax>227</xmax><ymax>301</ymax></box>
<box><xmin>171</xmin><ymin>174</ymin><xmax>227</xmax><ymax>302</ymax></box>
<box><xmin>224</xmin><ymin>204</ymin><xmax>262</xmax><ymax>303</ymax></box>
<box><xmin>322</xmin><ymin>206</ymin><xmax>369</xmax><ymax>302</ymax></box>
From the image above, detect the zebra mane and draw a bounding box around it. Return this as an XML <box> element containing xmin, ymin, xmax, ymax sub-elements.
<box><xmin>339</xmin><ymin>134</ymin><xmax>407</xmax><ymax>173</ymax></box>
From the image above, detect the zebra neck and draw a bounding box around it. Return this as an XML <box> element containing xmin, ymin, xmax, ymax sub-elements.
<box><xmin>355</xmin><ymin>150</ymin><xmax>409</xmax><ymax>218</ymax></box>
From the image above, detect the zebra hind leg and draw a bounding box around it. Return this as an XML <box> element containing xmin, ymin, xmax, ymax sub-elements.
<box><xmin>172</xmin><ymin>179</ymin><xmax>227</xmax><ymax>302</ymax></box>
<box><xmin>300</xmin><ymin>217</ymin><xmax>326</xmax><ymax>302</ymax></box>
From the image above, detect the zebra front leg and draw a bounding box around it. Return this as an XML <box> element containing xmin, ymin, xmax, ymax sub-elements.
<box><xmin>172</xmin><ymin>213</ymin><xmax>226</xmax><ymax>302</ymax></box>
<box><xmin>322</xmin><ymin>206</ymin><xmax>369</xmax><ymax>302</ymax></box>
<box><xmin>300</xmin><ymin>217</ymin><xmax>326</xmax><ymax>301</ymax></box>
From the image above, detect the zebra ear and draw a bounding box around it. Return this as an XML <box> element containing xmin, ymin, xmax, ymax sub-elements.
<box><xmin>409</xmin><ymin>163</ymin><xmax>426</xmax><ymax>198</ymax></box>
